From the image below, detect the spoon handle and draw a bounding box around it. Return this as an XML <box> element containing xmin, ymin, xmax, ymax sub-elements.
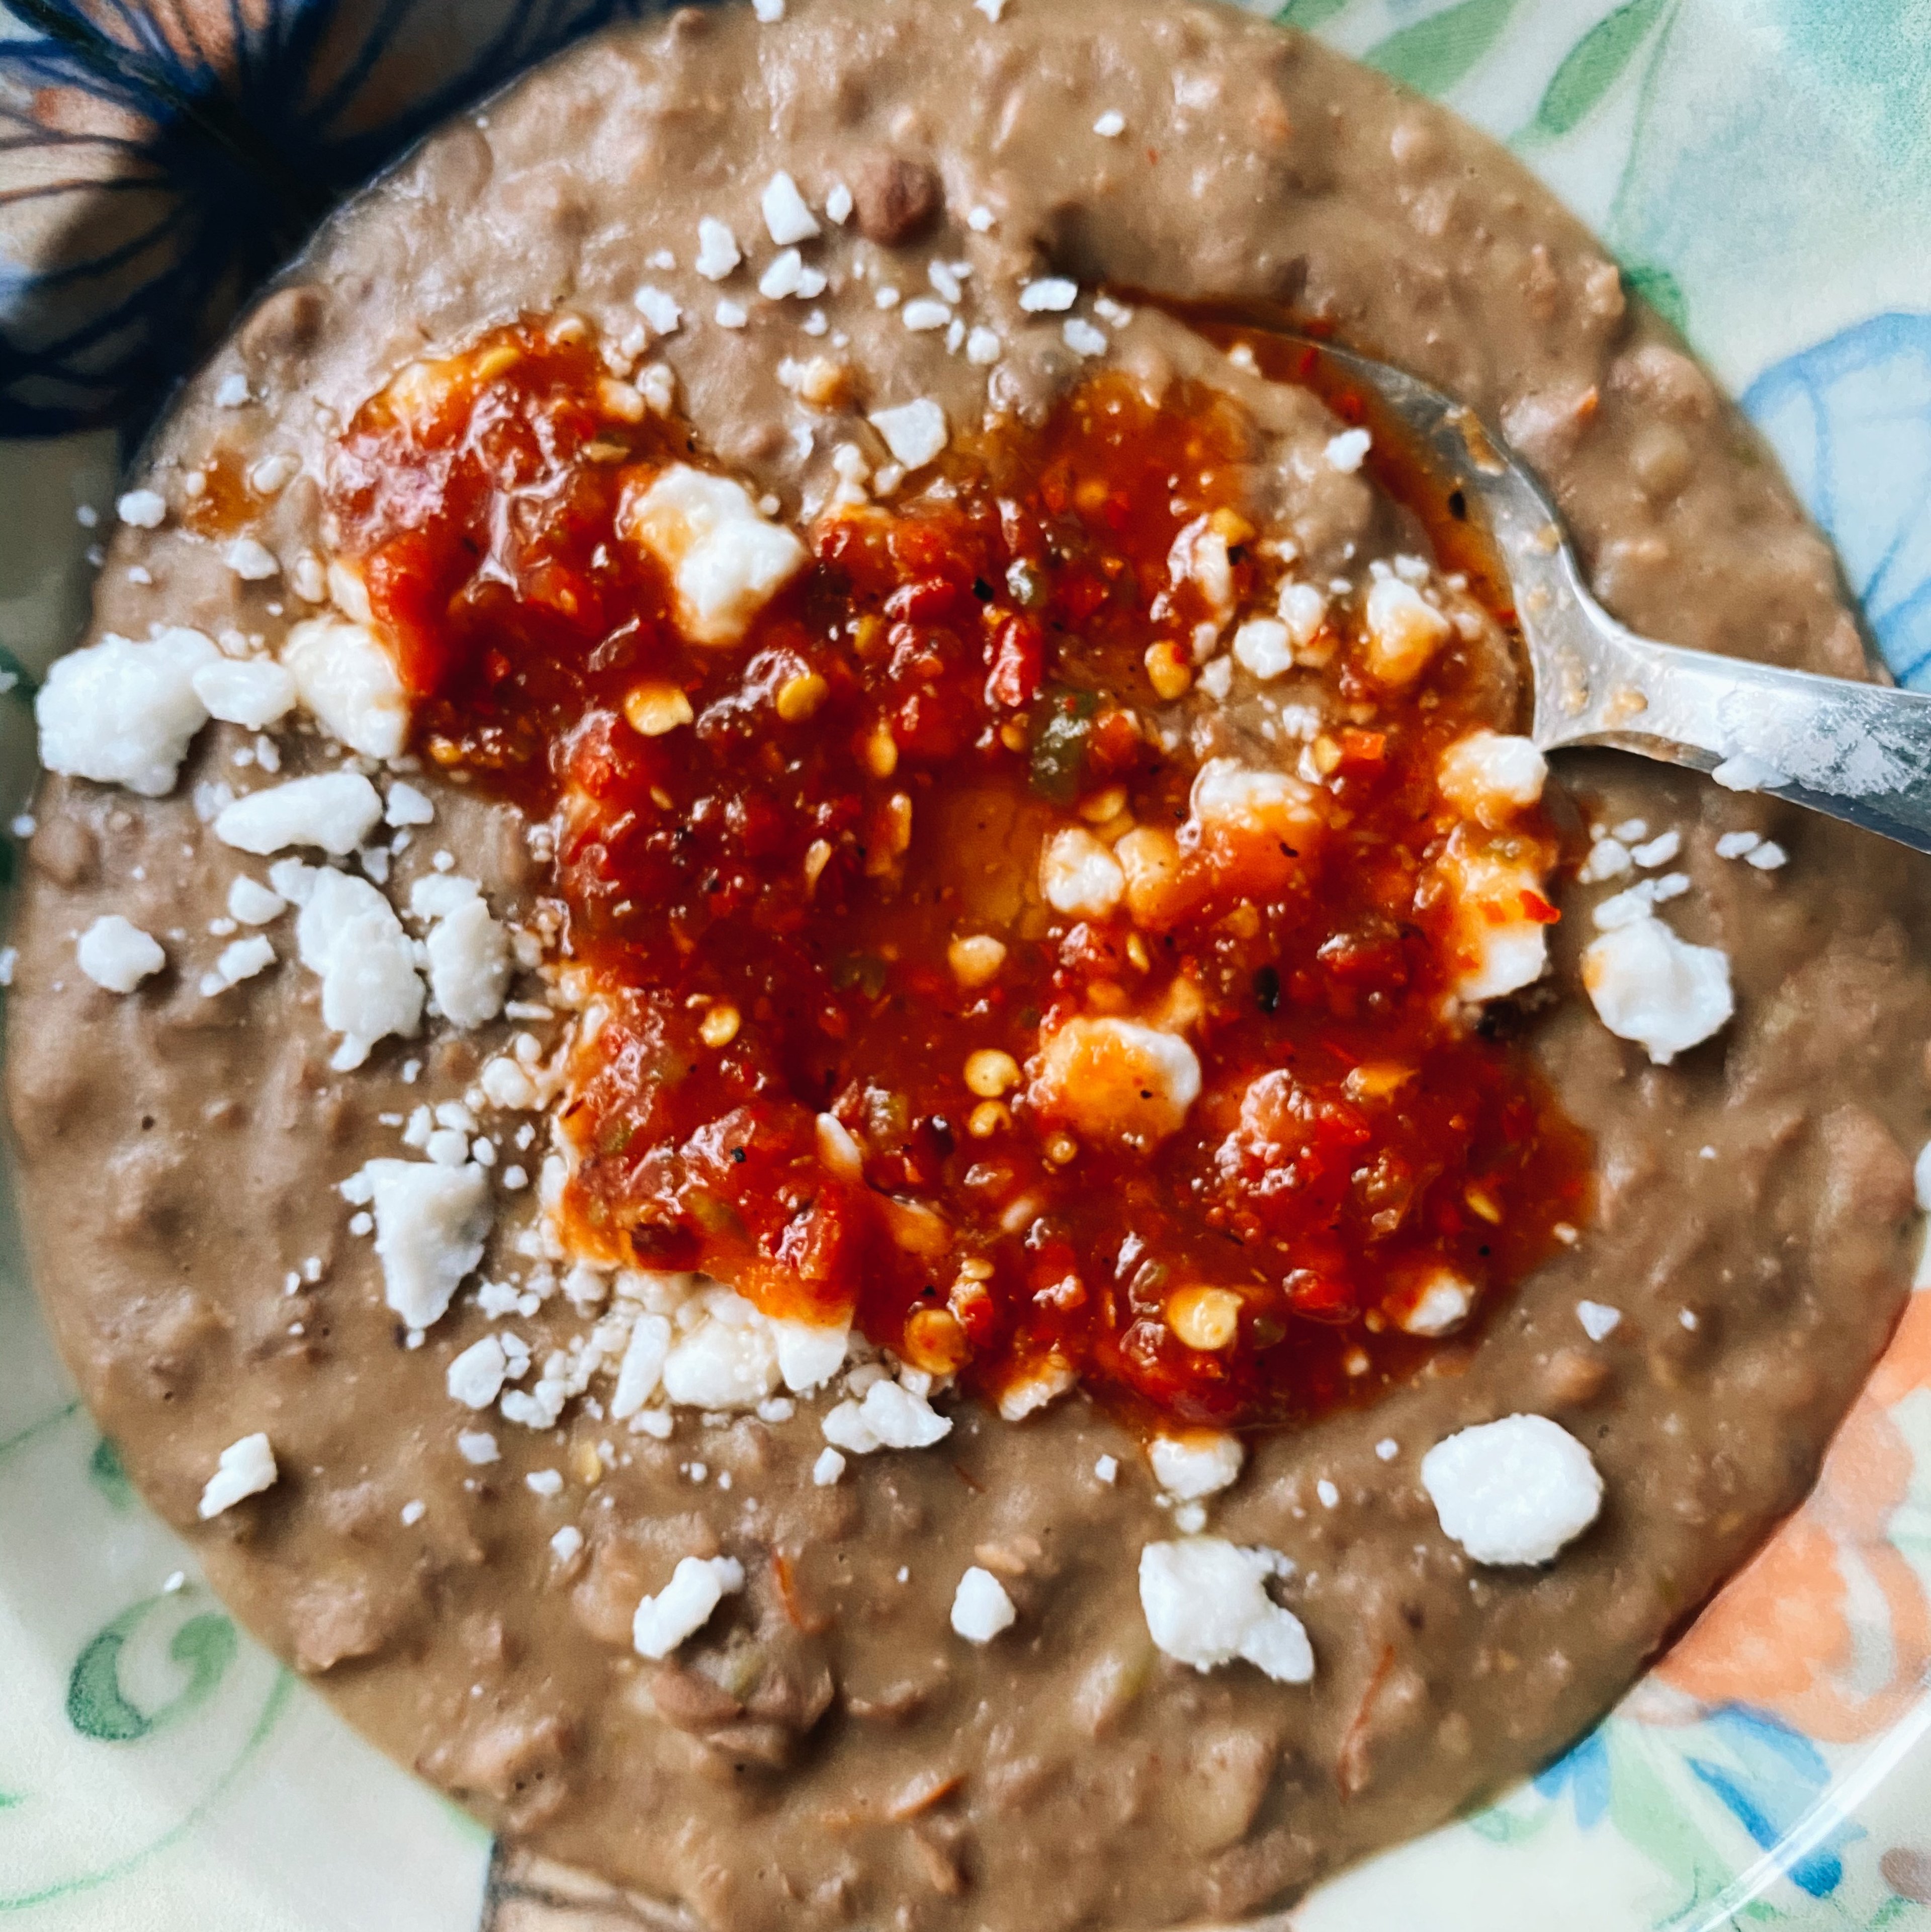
<box><xmin>1533</xmin><ymin>609</ymin><xmax>1931</xmax><ymax>854</ymax></box>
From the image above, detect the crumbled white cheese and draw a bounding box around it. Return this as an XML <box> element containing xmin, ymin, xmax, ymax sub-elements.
<box><xmin>822</xmin><ymin>1378</ymin><xmax>952</xmax><ymax>1453</ymax></box>
<box><xmin>447</xmin><ymin>1334</ymin><xmax>508</xmax><ymax>1409</ymax></box>
<box><xmin>1395</xmin><ymin>1267</ymin><xmax>1474</xmax><ymax>1336</ymax></box>
<box><xmin>1138</xmin><ymin>1538</ymin><xmax>1313</xmax><ymax>1683</ymax></box>
<box><xmin>759</xmin><ymin>249</ymin><xmax>807</xmax><ymax>299</ymax></box>
<box><xmin>197</xmin><ymin>1432</ymin><xmax>278</xmax><ymax>1519</ymax></box>
<box><xmin>1630</xmin><ymin>829</ymin><xmax>1680</xmax><ymax>869</ymax></box>
<box><xmin>633</xmin><ymin>1553</ymin><xmax>745</xmax><ymax>1659</ymax></box>
<box><xmin>620</xmin><ymin>465</ymin><xmax>807</xmax><ymax>645</ymax></box>
<box><xmin>192</xmin><ymin>656</ymin><xmax>297</xmax><ymax>730</ymax></box>
<box><xmin>761</xmin><ymin>170</ymin><xmax>821</xmax><ymax>246</ymax></box>
<box><xmin>1148</xmin><ymin>1431</ymin><xmax>1244</xmax><ymax>1500</ymax></box>
<box><xmin>382</xmin><ymin>785</ymin><xmax>432</xmax><ymax>832</ymax></box>
<box><xmin>812</xmin><ymin>1446</ymin><xmax>847</xmax><ymax>1486</ymax></box>
<box><xmin>1746</xmin><ymin>841</ymin><xmax>1788</xmax><ymax>871</ymax></box>
<box><xmin>1363</xmin><ymin>574</ymin><xmax>1450</xmax><ymax>684</ymax></box>
<box><xmin>294</xmin><ymin>866</ymin><xmax>424</xmax><ymax>1066</ymax></box>
<box><xmin>901</xmin><ymin>297</ymin><xmax>952</xmax><ymax>333</ymax></box>
<box><xmin>1324</xmin><ymin>428</ymin><xmax>1371</xmax><ymax>473</ymax></box>
<box><xmin>610</xmin><ymin>1313</ymin><xmax>672</xmax><ymax>1419</ymax></box>
<box><xmin>693</xmin><ymin>217</ymin><xmax>741</xmax><ymax>281</ymax></box>
<box><xmin>626</xmin><ymin>291</ymin><xmax>680</xmax><ymax>349</ymax></box>
<box><xmin>226</xmin><ymin>875</ymin><xmax>285</xmax><ymax>925</ymax></box>
<box><xmin>1576</xmin><ymin>1300</ymin><xmax>1622</xmax><ymax>1341</ymax></box>
<box><xmin>772</xmin><ymin>1317</ymin><xmax>850</xmax><ymax>1393</ymax></box>
<box><xmin>117</xmin><ymin>488</ymin><xmax>166</xmax><ymax>528</ymax></box>
<box><xmin>966</xmin><ymin>326</ymin><xmax>1002</xmax><ymax>366</ymax></box>
<box><xmin>1421</xmin><ymin>1413</ymin><xmax>1603</xmax><ymax>1565</ymax></box>
<box><xmin>215</xmin><ymin>772</ymin><xmax>383</xmax><ymax>856</ymax></box>
<box><xmin>1577</xmin><ymin>835</ymin><xmax>1633</xmax><ymax>883</ymax></box>
<box><xmin>1711</xmin><ymin>753</ymin><xmax>1786</xmax><ymax>793</ymax></box>
<box><xmin>1039</xmin><ymin>825</ymin><xmax>1125</xmax><ymax>919</ymax></box>
<box><xmin>1028</xmin><ymin>1016</ymin><xmax>1201</xmax><ymax>1149</ymax></box>
<box><xmin>1592</xmin><ymin>873</ymin><xmax>1690</xmax><ymax>930</ymax></box>
<box><xmin>996</xmin><ymin>1356</ymin><xmax>1076</xmax><ymax>1422</ymax></box>
<box><xmin>1093</xmin><ymin>110</ymin><xmax>1126</xmax><ymax>137</ymax></box>
<box><xmin>76</xmin><ymin>914</ymin><xmax>165</xmax><ymax>993</ymax></box>
<box><xmin>1188</xmin><ymin>759</ymin><xmax>1320</xmax><ymax>848</ymax></box>
<box><xmin>950</xmin><ymin>1565</ymin><xmax>1018</xmax><ymax>1642</ymax></box>
<box><xmin>214</xmin><ymin>372</ymin><xmax>251</xmax><ymax>408</ymax></box>
<box><xmin>1582</xmin><ymin>914</ymin><xmax>1733</xmax><ymax>1064</ymax></box>
<box><xmin>824</xmin><ymin>182</ymin><xmax>853</xmax><ymax>224</ymax></box>
<box><xmin>1018</xmin><ymin>278</ymin><xmax>1078</xmax><ymax>313</ymax></box>
<box><xmin>1439</xmin><ymin>843</ymin><xmax>1551</xmax><ymax>1004</ymax></box>
<box><xmin>424</xmin><ymin>894</ymin><xmax>510</xmax><ymax>1028</ymax></box>
<box><xmin>282</xmin><ymin>616</ymin><xmax>408</xmax><ymax>760</ymax></box>
<box><xmin>225</xmin><ymin>536</ymin><xmax>280</xmax><ymax>581</ymax></box>
<box><xmin>1277</xmin><ymin>578</ymin><xmax>1328</xmax><ymax>650</ymax></box>
<box><xmin>1232</xmin><ymin>617</ymin><xmax>1293</xmax><ymax>682</ymax></box>
<box><xmin>1436</xmin><ymin>730</ymin><xmax>1547</xmax><ymax>825</ymax></box>
<box><xmin>201</xmin><ymin>933</ymin><xmax>275</xmax><ymax>994</ymax></box>
<box><xmin>362</xmin><ymin>1157</ymin><xmax>491</xmax><ymax>1330</ymax></box>
<box><xmin>37</xmin><ymin>627</ymin><xmax>217</xmax><ymax>796</ymax></box>
<box><xmin>457</xmin><ymin>1430</ymin><xmax>500</xmax><ymax>1465</ymax></box>
<box><xmin>661</xmin><ymin>1288</ymin><xmax>782</xmax><ymax>1408</ymax></box>
<box><xmin>1063</xmin><ymin>317</ymin><xmax>1108</xmax><ymax>358</ymax></box>
<box><xmin>551</xmin><ymin>1525</ymin><xmax>585</xmax><ymax>1563</ymax></box>
<box><xmin>868</xmin><ymin>399</ymin><xmax>948</xmax><ymax>472</ymax></box>
<box><xmin>1714</xmin><ymin>829</ymin><xmax>1761</xmax><ymax>861</ymax></box>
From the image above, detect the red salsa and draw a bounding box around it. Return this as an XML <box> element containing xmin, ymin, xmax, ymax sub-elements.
<box><xmin>329</xmin><ymin>318</ymin><xmax>1588</xmax><ymax>1432</ymax></box>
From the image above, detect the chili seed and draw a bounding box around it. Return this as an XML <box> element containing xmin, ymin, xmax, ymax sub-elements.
<box><xmin>948</xmin><ymin>934</ymin><xmax>1007</xmax><ymax>987</ymax></box>
<box><xmin>1144</xmin><ymin>639</ymin><xmax>1192</xmax><ymax>701</ymax></box>
<box><xmin>904</xmin><ymin>1307</ymin><xmax>970</xmax><ymax>1373</ymax></box>
<box><xmin>699</xmin><ymin>1004</ymin><xmax>741</xmax><ymax>1048</ymax></box>
<box><xmin>776</xmin><ymin>670</ymin><xmax>830</xmax><ymax>721</ymax></box>
<box><xmin>967</xmin><ymin>1101</ymin><xmax>1010</xmax><ymax>1138</ymax></box>
<box><xmin>624</xmin><ymin>682</ymin><xmax>694</xmax><ymax>737</ymax></box>
<box><xmin>1166</xmin><ymin>1286</ymin><xmax>1243</xmax><ymax>1351</ymax></box>
<box><xmin>965</xmin><ymin>1049</ymin><xmax>1021</xmax><ymax>1098</ymax></box>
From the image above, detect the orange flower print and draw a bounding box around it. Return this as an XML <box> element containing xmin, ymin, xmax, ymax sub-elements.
<box><xmin>1660</xmin><ymin>1292</ymin><xmax>1931</xmax><ymax>1743</ymax></box>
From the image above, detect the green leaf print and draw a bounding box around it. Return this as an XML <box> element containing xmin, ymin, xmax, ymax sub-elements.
<box><xmin>1622</xmin><ymin>262</ymin><xmax>1689</xmax><ymax>335</ymax></box>
<box><xmin>1275</xmin><ymin>0</ymin><xmax>1351</xmax><ymax>29</ymax></box>
<box><xmin>1526</xmin><ymin>0</ymin><xmax>1675</xmax><ymax>141</ymax></box>
<box><xmin>1363</xmin><ymin>0</ymin><xmax>1518</xmax><ymax>96</ymax></box>
<box><xmin>1465</xmin><ymin>1799</ymin><xmax>1555</xmax><ymax>1845</ymax></box>
<box><xmin>0</xmin><ymin>643</ymin><xmax>38</xmax><ymax>704</ymax></box>
<box><xmin>86</xmin><ymin>1435</ymin><xmax>133</xmax><ymax>1511</ymax></box>
<box><xmin>1602</xmin><ymin>1725</ymin><xmax>1732</xmax><ymax>1920</ymax></box>
<box><xmin>66</xmin><ymin>1598</ymin><xmax>238</xmax><ymax>1743</ymax></box>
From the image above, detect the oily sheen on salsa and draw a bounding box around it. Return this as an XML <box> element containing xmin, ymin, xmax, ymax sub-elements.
<box><xmin>328</xmin><ymin>320</ymin><xmax>1588</xmax><ymax>1431</ymax></box>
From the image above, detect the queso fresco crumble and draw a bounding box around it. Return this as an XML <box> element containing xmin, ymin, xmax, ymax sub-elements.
<box><xmin>36</xmin><ymin>235</ymin><xmax>1754</xmax><ymax>1680</ymax></box>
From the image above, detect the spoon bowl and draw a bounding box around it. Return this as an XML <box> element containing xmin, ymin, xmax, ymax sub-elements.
<box><xmin>1277</xmin><ymin>333</ymin><xmax>1931</xmax><ymax>855</ymax></box>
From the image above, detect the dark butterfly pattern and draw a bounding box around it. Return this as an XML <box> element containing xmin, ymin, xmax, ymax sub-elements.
<box><xmin>0</xmin><ymin>0</ymin><xmax>659</xmax><ymax>437</ymax></box>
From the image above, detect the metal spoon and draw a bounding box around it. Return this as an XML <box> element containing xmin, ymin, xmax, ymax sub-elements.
<box><xmin>1294</xmin><ymin>336</ymin><xmax>1931</xmax><ymax>855</ymax></box>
